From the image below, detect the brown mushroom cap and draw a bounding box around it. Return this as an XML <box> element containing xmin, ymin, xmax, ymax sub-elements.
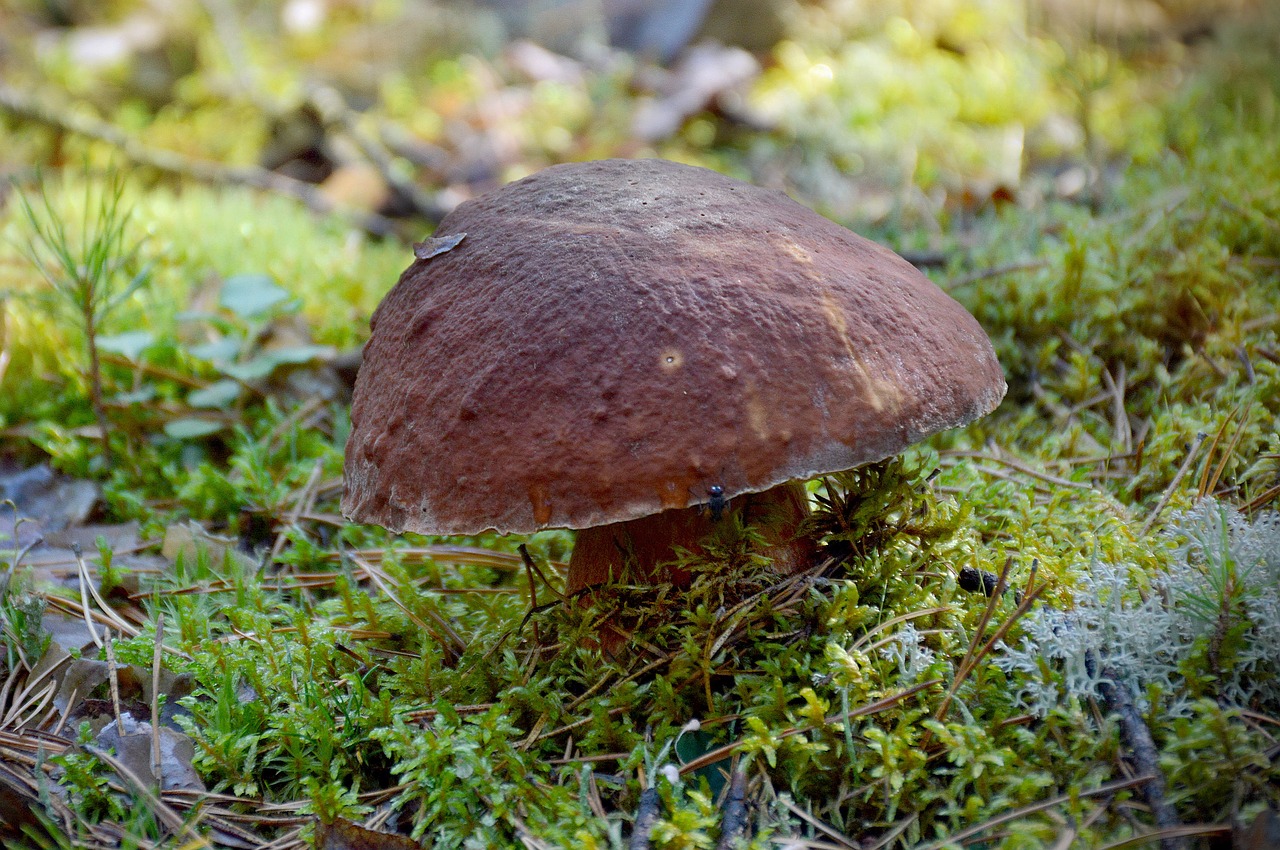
<box><xmin>343</xmin><ymin>158</ymin><xmax>1005</xmax><ymax>536</ymax></box>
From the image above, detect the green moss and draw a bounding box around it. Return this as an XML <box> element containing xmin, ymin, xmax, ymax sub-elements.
<box><xmin>2</xmin><ymin>4</ymin><xmax>1279</xmax><ymax>847</ymax></box>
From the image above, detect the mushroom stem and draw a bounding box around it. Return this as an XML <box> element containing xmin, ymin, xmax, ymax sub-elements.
<box><xmin>566</xmin><ymin>481</ymin><xmax>817</xmax><ymax>595</ymax></box>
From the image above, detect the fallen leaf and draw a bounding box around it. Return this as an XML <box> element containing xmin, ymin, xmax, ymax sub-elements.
<box><xmin>0</xmin><ymin>463</ymin><xmax>99</xmax><ymax>544</ymax></box>
<box><xmin>94</xmin><ymin>713</ymin><xmax>206</xmax><ymax>792</ymax></box>
<box><xmin>162</xmin><ymin>521</ymin><xmax>258</xmax><ymax>571</ymax></box>
<box><xmin>315</xmin><ymin>817</ymin><xmax>423</xmax><ymax>850</ymax></box>
<box><xmin>412</xmin><ymin>232</ymin><xmax>466</xmax><ymax>260</ymax></box>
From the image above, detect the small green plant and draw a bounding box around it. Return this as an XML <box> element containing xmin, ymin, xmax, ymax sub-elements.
<box><xmin>14</xmin><ymin>169</ymin><xmax>149</xmax><ymax>464</ymax></box>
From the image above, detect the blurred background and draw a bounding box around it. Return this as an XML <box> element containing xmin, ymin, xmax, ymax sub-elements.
<box><xmin>1</xmin><ymin>0</ymin><xmax>1270</xmax><ymax>238</ymax></box>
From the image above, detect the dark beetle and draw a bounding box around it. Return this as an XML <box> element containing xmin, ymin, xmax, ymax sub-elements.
<box><xmin>705</xmin><ymin>484</ymin><xmax>727</xmax><ymax>522</ymax></box>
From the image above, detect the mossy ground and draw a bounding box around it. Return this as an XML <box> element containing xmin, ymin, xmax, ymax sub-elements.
<box><xmin>0</xmin><ymin>2</ymin><xmax>1278</xmax><ymax>848</ymax></box>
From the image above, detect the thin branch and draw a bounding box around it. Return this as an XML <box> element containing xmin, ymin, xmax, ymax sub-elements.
<box><xmin>629</xmin><ymin>786</ymin><xmax>662</xmax><ymax>850</ymax></box>
<box><xmin>944</xmin><ymin>259</ymin><xmax>1049</xmax><ymax>292</ymax></box>
<box><xmin>1091</xmin><ymin>655</ymin><xmax>1187</xmax><ymax>850</ymax></box>
<box><xmin>0</xmin><ymin>84</ymin><xmax>398</xmax><ymax>237</ymax></box>
<box><xmin>1139</xmin><ymin>433</ymin><xmax>1206</xmax><ymax>536</ymax></box>
<box><xmin>715</xmin><ymin>769</ymin><xmax>750</xmax><ymax>850</ymax></box>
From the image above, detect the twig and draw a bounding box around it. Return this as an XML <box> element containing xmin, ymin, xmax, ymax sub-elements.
<box><xmin>945</xmin><ymin>259</ymin><xmax>1049</xmax><ymax>291</ymax></box>
<box><xmin>714</xmin><ymin>769</ymin><xmax>749</xmax><ymax>850</ymax></box>
<box><xmin>103</xmin><ymin>631</ymin><xmax>122</xmax><ymax>732</ymax></box>
<box><xmin>1090</xmin><ymin>654</ymin><xmax>1187</xmax><ymax>850</ymax></box>
<box><xmin>0</xmin><ymin>84</ymin><xmax>398</xmax><ymax>237</ymax></box>
<box><xmin>304</xmin><ymin>83</ymin><xmax>447</xmax><ymax>223</ymax></box>
<box><xmin>1138</xmin><ymin>433</ymin><xmax>1206</xmax><ymax>536</ymax></box>
<box><xmin>629</xmin><ymin>786</ymin><xmax>662</xmax><ymax>850</ymax></box>
<box><xmin>151</xmin><ymin>613</ymin><xmax>165</xmax><ymax>786</ymax></box>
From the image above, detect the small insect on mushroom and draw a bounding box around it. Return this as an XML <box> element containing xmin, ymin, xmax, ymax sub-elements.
<box><xmin>705</xmin><ymin>485</ymin><xmax>727</xmax><ymax>522</ymax></box>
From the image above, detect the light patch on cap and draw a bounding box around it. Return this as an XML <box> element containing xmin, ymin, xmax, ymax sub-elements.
<box><xmin>659</xmin><ymin>479</ymin><xmax>685</xmax><ymax>509</ymax></box>
<box><xmin>780</xmin><ymin>237</ymin><xmax>823</xmax><ymax>282</ymax></box>
<box><xmin>528</xmin><ymin>482</ymin><xmax>552</xmax><ymax>526</ymax></box>
<box><xmin>821</xmin><ymin>291</ymin><xmax>889</xmax><ymax>412</ymax></box>
<box><xmin>659</xmin><ymin>348</ymin><xmax>684</xmax><ymax>372</ymax></box>
<box><xmin>743</xmin><ymin>376</ymin><xmax>770</xmax><ymax>441</ymax></box>
<box><xmin>779</xmin><ymin>237</ymin><xmax>811</xmax><ymax>264</ymax></box>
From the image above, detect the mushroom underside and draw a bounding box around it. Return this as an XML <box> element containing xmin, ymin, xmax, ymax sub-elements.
<box><xmin>566</xmin><ymin>480</ymin><xmax>817</xmax><ymax>595</ymax></box>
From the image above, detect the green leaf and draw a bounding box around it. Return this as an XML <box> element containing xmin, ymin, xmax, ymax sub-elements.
<box><xmin>163</xmin><ymin>417</ymin><xmax>227</xmax><ymax>439</ymax></box>
<box><xmin>189</xmin><ymin>337</ymin><xmax>242</xmax><ymax>364</ymax></box>
<box><xmin>220</xmin><ymin>274</ymin><xmax>291</xmax><ymax>318</ymax></box>
<box><xmin>110</xmin><ymin>386</ymin><xmax>157</xmax><ymax>405</ymax></box>
<box><xmin>220</xmin><ymin>345</ymin><xmax>333</xmax><ymax>382</ymax></box>
<box><xmin>96</xmin><ymin>331</ymin><xmax>155</xmax><ymax>360</ymax></box>
<box><xmin>187</xmin><ymin>379</ymin><xmax>243</xmax><ymax>409</ymax></box>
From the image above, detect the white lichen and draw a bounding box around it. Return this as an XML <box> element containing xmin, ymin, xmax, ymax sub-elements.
<box><xmin>995</xmin><ymin>499</ymin><xmax>1280</xmax><ymax>716</ymax></box>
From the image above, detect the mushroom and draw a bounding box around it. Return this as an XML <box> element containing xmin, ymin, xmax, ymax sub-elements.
<box><xmin>343</xmin><ymin>159</ymin><xmax>1005</xmax><ymax>597</ymax></box>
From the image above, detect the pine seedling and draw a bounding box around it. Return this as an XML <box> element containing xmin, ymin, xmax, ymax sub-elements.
<box><xmin>13</xmin><ymin>169</ymin><xmax>149</xmax><ymax>464</ymax></box>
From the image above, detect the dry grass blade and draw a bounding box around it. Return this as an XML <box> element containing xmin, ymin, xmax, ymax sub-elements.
<box><xmin>1101</xmin><ymin>362</ymin><xmax>1132</xmax><ymax>453</ymax></box>
<box><xmin>1139</xmin><ymin>432</ymin><xmax>1207</xmax><ymax>536</ymax></box>
<box><xmin>942</xmin><ymin>449</ymin><xmax>1096</xmax><ymax>491</ymax></box>
<box><xmin>775</xmin><ymin>796</ymin><xmax>861</xmax><ymax>849</ymax></box>
<box><xmin>851</xmin><ymin>607</ymin><xmax>950</xmax><ymax>654</ymax></box>
<box><xmin>1241</xmin><ymin>481</ymin><xmax>1280</xmax><ymax>513</ymax></box>
<box><xmin>678</xmin><ymin>680</ymin><xmax>940</xmax><ymax>776</ymax></box>
<box><xmin>909</xmin><ymin>774</ymin><xmax>1153</xmax><ymax>850</ymax></box>
<box><xmin>75</xmin><ymin>545</ymin><xmax>106</xmax><ymax>649</ymax></box>
<box><xmin>945</xmin><ymin>258</ymin><xmax>1049</xmax><ymax>291</ymax></box>
<box><xmin>326</xmin><ymin>545</ymin><xmax>567</xmax><ymax>573</ymax></box>
<box><xmin>0</xmin><ymin>676</ymin><xmax>56</xmax><ymax>731</ymax></box>
<box><xmin>862</xmin><ymin>814</ymin><xmax>918</xmax><ymax>850</ymax></box>
<box><xmin>84</xmin><ymin>744</ymin><xmax>213</xmax><ymax>847</ymax></box>
<box><xmin>1199</xmin><ymin>403</ymin><xmax>1253</xmax><ymax>498</ymax></box>
<box><xmin>935</xmin><ymin>559</ymin><xmax>1045</xmax><ymax>726</ymax></box>
<box><xmin>350</xmin><ymin>553</ymin><xmax>466</xmax><ymax>660</ymax></box>
<box><xmin>1092</xmin><ymin>824</ymin><xmax>1233</xmax><ymax>849</ymax></box>
<box><xmin>269</xmin><ymin>458</ymin><xmax>324</xmax><ymax>566</ymax></box>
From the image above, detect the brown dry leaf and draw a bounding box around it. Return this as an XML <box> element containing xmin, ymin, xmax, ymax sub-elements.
<box><xmin>53</xmin><ymin>659</ymin><xmax>113</xmax><ymax>713</ymax></box>
<box><xmin>0</xmin><ymin>463</ymin><xmax>99</xmax><ymax>546</ymax></box>
<box><xmin>43</xmin><ymin>521</ymin><xmax>140</xmax><ymax>554</ymax></box>
<box><xmin>26</xmin><ymin>640</ymin><xmax>72</xmax><ymax>692</ymax></box>
<box><xmin>315</xmin><ymin>817</ymin><xmax>423</xmax><ymax>850</ymax></box>
<box><xmin>162</xmin><ymin>521</ymin><xmax>257</xmax><ymax>571</ymax></box>
<box><xmin>39</xmin><ymin>610</ymin><xmax>100</xmax><ymax>655</ymax></box>
<box><xmin>1236</xmin><ymin>807</ymin><xmax>1280</xmax><ymax>850</ymax></box>
<box><xmin>0</xmin><ymin>762</ymin><xmax>50</xmax><ymax>845</ymax></box>
<box><xmin>94</xmin><ymin>713</ymin><xmax>205</xmax><ymax>792</ymax></box>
